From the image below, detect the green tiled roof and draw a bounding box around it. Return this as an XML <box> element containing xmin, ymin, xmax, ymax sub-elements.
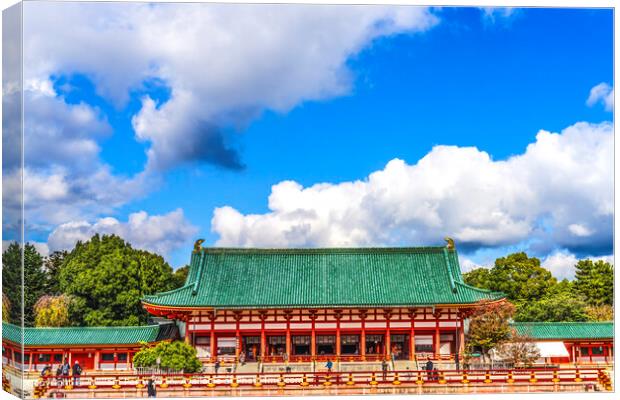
<box><xmin>511</xmin><ymin>322</ymin><xmax>614</xmax><ymax>340</ymax></box>
<box><xmin>143</xmin><ymin>246</ymin><xmax>504</xmax><ymax>308</ymax></box>
<box><xmin>2</xmin><ymin>322</ymin><xmax>166</xmax><ymax>346</ymax></box>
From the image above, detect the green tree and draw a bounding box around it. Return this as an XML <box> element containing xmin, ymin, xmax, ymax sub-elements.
<box><xmin>514</xmin><ymin>291</ymin><xmax>590</xmax><ymax>322</ymax></box>
<box><xmin>585</xmin><ymin>304</ymin><xmax>613</xmax><ymax>321</ymax></box>
<box><xmin>2</xmin><ymin>242</ymin><xmax>47</xmax><ymax>326</ymax></box>
<box><xmin>59</xmin><ymin>234</ymin><xmax>178</xmax><ymax>326</ymax></box>
<box><xmin>466</xmin><ymin>300</ymin><xmax>515</xmax><ymax>363</ymax></box>
<box><xmin>43</xmin><ymin>250</ymin><xmax>68</xmax><ymax>295</ymax></box>
<box><xmin>463</xmin><ymin>267</ymin><xmax>491</xmax><ymax>289</ymax></box>
<box><xmin>573</xmin><ymin>260</ymin><xmax>613</xmax><ymax>306</ymax></box>
<box><xmin>132</xmin><ymin>341</ymin><xmax>202</xmax><ymax>373</ymax></box>
<box><xmin>34</xmin><ymin>295</ymin><xmax>72</xmax><ymax>327</ymax></box>
<box><xmin>172</xmin><ymin>265</ymin><xmax>190</xmax><ymax>288</ymax></box>
<box><xmin>2</xmin><ymin>294</ymin><xmax>10</xmax><ymax>322</ymax></box>
<box><xmin>487</xmin><ymin>253</ymin><xmax>557</xmax><ymax>303</ymax></box>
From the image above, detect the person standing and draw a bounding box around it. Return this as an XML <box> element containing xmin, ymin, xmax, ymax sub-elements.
<box><xmin>425</xmin><ymin>357</ymin><xmax>434</xmax><ymax>381</ymax></box>
<box><xmin>214</xmin><ymin>360</ymin><xmax>220</xmax><ymax>374</ymax></box>
<box><xmin>147</xmin><ymin>378</ymin><xmax>157</xmax><ymax>398</ymax></box>
<box><xmin>72</xmin><ymin>361</ymin><xmax>82</xmax><ymax>386</ymax></box>
<box><xmin>325</xmin><ymin>359</ymin><xmax>333</xmax><ymax>373</ymax></box>
<box><xmin>61</xmin><ymin>359</ymin><xmax>70</xmax><ymax>386</ymax></box>
<box><xmin>381</xmin><ymin>359</ymin><xmax>388</xmax><ymax>381</ymax></box>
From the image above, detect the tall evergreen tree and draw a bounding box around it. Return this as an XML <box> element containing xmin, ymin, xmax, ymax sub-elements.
<box><xmin>573</xmin><ymin>260</ymin><xmax>613</xmax><ymax>306</ymax></box>
<box><xmin>1</xmin><ymin>242</ymin><xmax>47</xmax><ymax>326</ymax></box>
<box><xmin>43</xmin><ymin>250</ymin><xmax>68</xmax><ymax>295</ymax></box>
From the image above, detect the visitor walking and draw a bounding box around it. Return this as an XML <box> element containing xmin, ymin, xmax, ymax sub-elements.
<box><xmin>72</xmin><ymin>361</ymin><xmax>82</xmax><ymax>386</ymax></box>
<box><xmin>325</xmin><ymin>359</ymin><xmax>333</xmax><ymax>373</ymax></box>
<box><xmin>147</xmin><ymin>378</ymin><xmax>157</xmax><ymax>398</ymax></box>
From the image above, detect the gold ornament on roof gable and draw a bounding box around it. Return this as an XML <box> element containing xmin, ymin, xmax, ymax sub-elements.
<box><xmin>193</xmin><ymin>239</ymin><xmax>205</xmax><ymax>253</ymax></box>
<box><xmin>445</xmin><ymin>237</ymin><xmax>455</xmax><ymax>250</ymax></box>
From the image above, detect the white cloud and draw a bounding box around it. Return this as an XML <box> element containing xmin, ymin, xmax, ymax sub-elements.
<box><xmin>458</xmin><ymin>257</ymin><xmax>484</xmax><ymax>273</ymax></box>
<box><xmin>47</xmin><ymin>209</ymin><xmax>198</xmax><ymax>256</ymax></box>
<box><xmin>211</xmin><ymin>121</ymin><xmax>612</xmax><ymax>256</ymax></box>
<box><xmin>2</xmin><ymin>76</ymin><xmax>151</xmax><ymax>238</ymax></box>
<box><xmin>24</xmin><ymin>2</ymin><xmax>439</xmax><ymax>170</ymax></box>
<box><xmin>480</xmin><ymin>7</ymin><xmax>520</xmax><ymax>24</ymax></box>
<box><xmin>2</xmin><ymin>167</ymin><xmax>152</xmax><ymax>231</ymax></box>
<box><xmin>586</xmin><ymin>82</ymin><xmax>614</xmax><ymax>111</ymax></box>
<box><xmin>542</xmin><ymin>251</ymin><xmax>614</xmax><ymax>280</ymax></box>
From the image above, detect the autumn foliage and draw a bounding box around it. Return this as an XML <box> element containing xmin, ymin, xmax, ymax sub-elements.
<box><xmin>466</xmin><ymin>300</ymin><xmax>515</xmax><ymax>362</ymax></box>
<box><xmin>34</xmin><ymin>294</ymin><xmax>72</xmax><ymax>327</ymax></box>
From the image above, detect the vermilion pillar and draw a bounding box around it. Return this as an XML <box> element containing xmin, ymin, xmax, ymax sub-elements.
<box><xmin>335</xmin><ymin>311</ymin><xmax>342</xmax><ymax>358</ymax></box>
<box><xmin>360</xmin><ymin>310</ymin><xmax>367</xmax><ymax>360</ymax></box>
<box><xmin>310</xmin><ymin>310</ymin><xmax>317</xmax><ymax>358</ymax></box>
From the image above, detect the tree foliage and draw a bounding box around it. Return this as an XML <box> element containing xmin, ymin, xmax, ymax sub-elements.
<box><xmin>463</xmin><ymin>268</ymin><xmax>491</xmax><ymax>289</ymax></box>
<box><xmin>172</xmin><ymin>265</ymin><xmax>190</xmax><ymax>288</ymax></box>
<box><xmin>514</xmin><ymin>291</ymin><xmax>589</xmax><ymax>322</ymax></box>
<box><xmin>2</xmin><ymin>294</ymin><xmax>10</xmax><ymax>322</ymax></box>
<box><xmin>132</xmin><ymin>341</ymin><xmax>202</xmax><ymax>373</ymax></box>
<box><xmin>34</xmin><ymin>295</ymin><xmax>72</xmax><ymax>327</ymax></box>
<box><xmin>585</xmin><ymin>304</ymin><xmax>614</xmax><ymax>321</ymax></box>
<box><xmin>488</xmin><ymin>253</ymin><xmax>557</xmax><ymax>303</ymax></box>
<box><xmin>2</xmin><ymin>242</ymin><xmax>47</xmax><ymax>326</ymax></box>
<box><xmin>466</xmin><ymin>300</ymin><xmax>515</xmax><ymax>362</ymax></box>
<box><xmin>574</xmin><ymin>260</ymin><xmax>613</xmax><ymax>306</ymax></box>
<box><xmin>59</xmin><ymin>234</ymin><xmax>178</xmax><ymax>326</ymax></box>
<box><xmin>43</xmin><ymin>250</ymin><xmax>68</xmax><ymax>295</ymax></box>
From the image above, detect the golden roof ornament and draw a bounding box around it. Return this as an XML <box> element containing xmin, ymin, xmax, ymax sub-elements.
<box><xmin>193</xmin><ymin>239</ymin><xmax>205</xmax><ymax>253</ymax></box>
<box><xmin>444</xmin><ymin>237</ymin><xmax>455</xmax><ymax>250</ymax></box>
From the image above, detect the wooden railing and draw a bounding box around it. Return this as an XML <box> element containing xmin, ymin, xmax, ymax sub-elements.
<box><xmin>36</xmin><ymin>367</ymin><xmax>607</xmax><ymax>396</ymax></box>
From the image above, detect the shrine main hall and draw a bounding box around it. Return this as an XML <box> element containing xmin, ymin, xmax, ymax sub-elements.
<box><xmin>141</xmin><ymin>239</ymin><xmax>504</xmax><ymax>364</ymax></box>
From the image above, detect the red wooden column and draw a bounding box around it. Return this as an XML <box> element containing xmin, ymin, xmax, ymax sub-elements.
<box><xmin>209</xmin><ymin>312</ymin><xmax>216</xmax><ymax>361</ymax></box>
<box><xmin>384</xmin><ymin>309</ymin><xmax>392</xmax><ymax>360</ymax></box>
<box><xmin>458</xmin><ymin>311</ymin><xmax>466</xmax><ymax>355</ymax></box>
<box><xmin>360</xmin><ymin>310</ymin><xmax>367</xmax><ymax>361</ymax></box>
<box><xmin>234</xmin><ymin>311</ymin><xmax>242</xmax><ymax>359</ymax></box>
<box><xmin>184</xmin><ymin>315</ymin><xmax>192</xmax><ymax>345</ymax></box>
<box><xmin>335</xmin><ymin>310</ymin><xmax>342</xmax><ymax>359</ymax></box>
<box><xmin>284</xmin><ymin>310</ymin><xmax>292</xmax><ymax>359</ymax></box>
<box><xmin>310</xmin><ymin>310</ymin><xmax>317</xmax><ymax>358</ymax></box>
<box><xmin>433</xmin><ymin>309</ymin><xmax>441</xmax><ymax>358</ymax></box>
<box><xmin>408</xmin><ymin>308</ymin><xmax>416</xmax><ymax>361</ymax></box>
<box><xmin>259</xmin><ymin>311</ymin><xmax>267</xmax><ymax>359</ymax></box>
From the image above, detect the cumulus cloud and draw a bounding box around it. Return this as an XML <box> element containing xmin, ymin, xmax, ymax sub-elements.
<box><xmin>211</xmin><ymin>121</ymin><xmax>612</xmax><ymax>257</ymax></box>
<box><xmin>47</xmin><ymin>209</ymin><xmax>198</xmax><ymax>256</ymax></box>
<box><xmin>24</xmin><ymin>2</ymin><xmax>439</xmax><ymax>171</ymax></box>
<box><xmin>586</xmin><ymin>82</ymin><xmax>614</xmax><ymax>111</ymax></box>
<box><xmin>542</xmin><ymin>251</ymin><xmax>614</xmax><ymax>280</ymax></box>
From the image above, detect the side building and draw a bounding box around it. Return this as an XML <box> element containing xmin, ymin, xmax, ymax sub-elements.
<box><xmin>2</xmin><ymin>322</ymin><xmax>177</xmax><ymax>372</ymax></box>
<box><xmin>141</xmin><ymin>240</ymin><xmax>505</xmax><ymax>364</ymax></box>
<box><xmin>511</xmin><ymin>321</ymin><xmax>614</xmax><ymax>365</ymax></box>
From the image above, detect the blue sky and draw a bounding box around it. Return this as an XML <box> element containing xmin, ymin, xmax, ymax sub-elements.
<box><xmin>3</xmin><ymin>4</ymin><xmax>613</xmax><ymax>278</ymax></box>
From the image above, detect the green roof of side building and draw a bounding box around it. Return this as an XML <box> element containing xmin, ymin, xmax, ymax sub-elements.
<box><xmin>1</xmin><ymin>322</ymin><xmax>175</xmax><ymax>346</ymax></box>
<box><xmin>142</xmin><ymin>245</ymin><xmax>504</xmax><ymax>308</ymax></box>
<box><xmin>511</xmin><ymin>322</ymin><xmax>614</xmax><ymax>340</ymax></box>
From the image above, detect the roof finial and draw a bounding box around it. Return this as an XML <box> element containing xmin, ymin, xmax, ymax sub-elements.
<box><xmin>193</xmin><ymin>239</ymin><xmax>205</xmax><ymax>253</ymax></box>
<box><xmin>444</xmin><ymin>237</ymin><xmax>455</xmax><ymax>250</ymax></box>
